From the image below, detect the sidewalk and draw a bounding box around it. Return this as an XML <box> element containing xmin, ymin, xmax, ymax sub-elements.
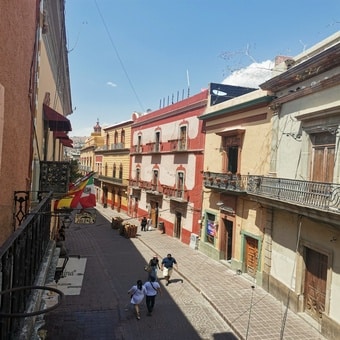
<box><xmin>96</xmin><ymin>205</ymin><xmax>325</xmax><ymax>340</ymax></box>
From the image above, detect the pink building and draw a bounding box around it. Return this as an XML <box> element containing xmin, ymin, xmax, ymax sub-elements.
<box><xmin>129</xmin><ymin>90</ymin><xmax>208</xmax><ymax>245</ymax></box>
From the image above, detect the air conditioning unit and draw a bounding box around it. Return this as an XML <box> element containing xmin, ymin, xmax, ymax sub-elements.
<box><xmin>189</xmin><ymin>233</ymin><xmax>199</xmax><ymax>250</ymax></box>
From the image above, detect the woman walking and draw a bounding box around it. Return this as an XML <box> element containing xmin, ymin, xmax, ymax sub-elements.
<box><xmin>127</xmin><ymin>279</ymin><xmax>146</xmax><ymax>320</ymax></box>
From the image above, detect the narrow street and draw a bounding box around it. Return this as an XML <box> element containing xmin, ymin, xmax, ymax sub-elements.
<box><xmin>41</xmin><ymin>211</ymin><xmax>236</xmax><ymax>339</ymax></box>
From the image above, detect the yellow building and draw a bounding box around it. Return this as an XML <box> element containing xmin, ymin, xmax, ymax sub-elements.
<box><xmin>199</xmin><ymin>88</ymin><xmax>274</xmax><ymax>285</ymax></box>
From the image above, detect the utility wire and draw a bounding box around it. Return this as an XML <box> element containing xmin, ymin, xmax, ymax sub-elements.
<box><xmin>94</xmin><ymin>0</ymin><xmax>145</xmax><ymax>112</ymax></box>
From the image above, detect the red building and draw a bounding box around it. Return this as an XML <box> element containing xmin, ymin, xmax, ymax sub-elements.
<box><xmin>129</xmin><ymin>90</ymin><xmax>208</xmax><ymax>245</ymax></box>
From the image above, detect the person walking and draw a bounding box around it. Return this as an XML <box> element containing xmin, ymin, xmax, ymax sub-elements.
<box><xmin>140</xmin><ymin>216</ymin><xmax>147</xmax><ymax>232</ymax></box>
<box><xmin>143</xmin><ymin>277</ymin><xmax>162</xmax><ymax>316</ymax></box>
<box><xmin>127</xmin><ymin>279</ymin><xmax>146</xmax><ymax>320</ymax></box>
<box><xmin>161</xmin><ymin>253</ymin><xmax>178</xmax><ymax>286</ymax></box>
<box><xmin>148</xmin><ymin>255</ymin><xmax>160</xmax><ymax>280</ymax></box>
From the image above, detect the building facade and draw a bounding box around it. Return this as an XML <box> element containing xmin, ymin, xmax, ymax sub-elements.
<box><xmin>0</xmin><ymin>0</ymin><xmax>72</xmax><ymax>244</ymax></box>
<box><xmin>95</xmin><ymin>118</ymin><xmax>134</xmax><ymax>213</ymax></box>
<box><xmin>257</xmin><ymin>32</ymin><xmax>340</xmax><ymax>339</ymax></box>
<box><xmin>199</xmin><ymin>88</ymin><xmax>274</xmax><ymax>279</ymax></box>
<box><xmin>129</xmin><ymin>90</ymin><xmax>208</xmax><ymax>244</ymax></box>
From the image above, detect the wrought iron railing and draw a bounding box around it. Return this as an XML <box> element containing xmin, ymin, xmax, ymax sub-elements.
<box><xmin>203</xmin><ymin>172</ymin><xmax>246</xmax><ymax>192</ymax></box>
<box><xmin>247</xmin><ymin>175</ymin><xmax>340</xmax><ymax>212</ymax></box>
<box><xmin>203</xmin><ymin>172</ymin><xmax>340</xmax><ymax>213</ymax></box>
<box><xmin>0</xmin><ymin>192</ymin><xmax>53</xmax><ymax>339</ymax></box>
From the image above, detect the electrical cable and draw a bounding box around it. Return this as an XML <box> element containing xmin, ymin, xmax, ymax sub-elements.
<box><xmin>94</xmin><ymin>0</ymin><xmax>145</xmax><ymax>113</ymax></box>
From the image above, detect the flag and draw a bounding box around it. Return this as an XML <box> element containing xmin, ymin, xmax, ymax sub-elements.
<box><xmin>55</xmin><ymin>172</ymin><xmax>96</xmax><ymax>210</ymax></box>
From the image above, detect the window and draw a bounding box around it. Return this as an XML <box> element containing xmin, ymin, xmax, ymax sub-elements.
<box><xmin>152</xmin><ymin>170</ymin><xmax>158</xmax><ymax>190</ymax></box>
<box><xmin>311</xmin><ymin>132</ymin><xmax>335</xmax><ymax>182</ymax></box>
<box><xmin>155</xmin><ymin>131</ymin><xmax>160</xmax><ymax>152</ymax></box>
<box><xmin>206</xmin><ymin>213</ymin><xmax>216</xmax><ymax>245</ymax></box>
<box><xmin>137</xmin><ymin>135</ymin><xmax>142</xmax><ymax>153</ymax></box>
<box><xmin>179</xmin><ymin>126</ymin><xmax>187</xmax><ymax>150</ymax></box>
<box><xmin>114</xmin><ymin>131</ymin><xmax>118</xmax><ymax>144</ymax></box>
<box><xmin>222</xmin><ymin>135</ymin><xmax>242</xmax><ymax>174</ymax></box>
<box><xmin>104</xmin><ymin>163</ymin><xmax>108</xmax><ymax>176</ymax></box>
<box><xmin>106</xmin><ymin>133</ymin><xmax>110</xmax><ymax>148</ymax></box>
<box><xmin>113</xmin><ymin>163</ymin><xmax>116</xmax><ymax>178</ymax></box>
<box><xmin>119</xmin><ymin>164</ymin><xmax>123</xmax><ymax>179</ymax></box>
<box><xmin>121</xmin><ymin>129</ymin><xmax>125</xmax><ymax>145</ymax></box>
<box><xmin>136</xmin><ymin>167</ymin><xmax>140</xmax><ymax>183</ymax></box>
<box><xmin>176</xmin><ymin>172</ymin><xmax>185</xmax><ymax>198</ymax></box>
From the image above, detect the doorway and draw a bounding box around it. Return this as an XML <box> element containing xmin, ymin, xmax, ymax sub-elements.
<box><xmin>304</xmin><ymin>247</ymin><xmax>327</xmax><ymax>320</ymax></box>
<box><xmin>245</xmin><ymin>236</ymin><xmax>258</xmax><ymax>277</ymax></box>
<box><xmin>222</xmin><ymin>219</ymin><xmax>233</xmax><ymax>261</ymax></box>
<box><xmin>174</xmin><ymin>212</ymin><xmax>182</xmax><ymax>239</ymax></box>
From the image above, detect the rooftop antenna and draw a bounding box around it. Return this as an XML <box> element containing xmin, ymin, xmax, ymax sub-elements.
<box><xmin>186</xmin><ymin>69</ymin><xmax>190</xmax><ymax>97</ymax></box>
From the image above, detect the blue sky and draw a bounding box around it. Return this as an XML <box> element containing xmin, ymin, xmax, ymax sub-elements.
<box><xmin>65</xmin><ymin>0</ymin><xmax>340</xmax><ymax>136</ymax></box>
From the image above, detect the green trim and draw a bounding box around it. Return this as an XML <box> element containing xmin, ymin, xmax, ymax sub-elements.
<box><xmin>199</xmin><ymin>95</ymin><xmax>275</xmax><ymax>120</ymax></box>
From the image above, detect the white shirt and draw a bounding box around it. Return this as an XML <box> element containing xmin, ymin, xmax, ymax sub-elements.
<box><xmin>143</xmin><ymin>281</ymin><xmax>160</xmax><ymax>296</ymax></box>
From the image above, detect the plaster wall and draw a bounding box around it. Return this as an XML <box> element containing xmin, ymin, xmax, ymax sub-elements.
<box><xmin>133</xmin><ymin>115</ymin><xmax>200</xmax><ymax>146</ymax></box>
<box><xmin>275</xmin><ymin>73</ymin><xmax>340</xmax><ymax>180</ymax></box>
<box><xmin>0</xmin><ymin>1</ymin><xmax>37</xmax><ymax>244</ymax></box>
<box><xmin>271</xmin><ymin>209</ymin><xmax>340</xmax><ymax>323</ymax></box>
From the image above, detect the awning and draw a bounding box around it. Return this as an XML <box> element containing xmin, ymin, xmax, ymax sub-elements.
<box><xmin>60</xmin><ymin>139</ymin><xmax>73</xmax><ymax>148</ymax></box>
<box><xmin>54</xmin><ymin>131</ymin><xmax>73</xmax><ymax>142</ymax></box>
<box><xmin>43</xmin><ymin>104</ymin><xmax>72</xmax><ymax>131</ymax></box>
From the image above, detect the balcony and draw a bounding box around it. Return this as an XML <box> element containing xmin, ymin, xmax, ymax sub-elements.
<box><xmin>247</xmin><ymin>175</ymin><xmax>340</xmax><ymax>213</ymax></box>
<box><xmin>203</xmin><ymin>172</ymin><xmax>340</xmax><ymax>214</ymax></box>
<box><xmin>110</xmin><ymin>143</ymin><xmax>124</xmax><ymax>150</ymax></box>
<box><xmin>0</xmin><ymin>192</ymin><xmax>60</xmax><ymax>337</ymax></box>
<box><xmin>131</xmin><ymin>145</ymin><xmax>143</xmax><ymax>154</ymax></box>
<box><xmin>162</xmin><ymin>185</ymin><xmax>189</xmax><ymax>202</ymax></box>
<box><xmin>145</xmin><ymin>142</ymin><xmax>162</xmax><ymax>153</ymax></box>
<box><xmin>203</xmin><ymin>172</ymin><xmax>246</xmax><ymax>193</ymax></box>
<box><xmin>169</xmin><ymin>139</ymin><xmax>188</xmax><ymax>152</ymax></box>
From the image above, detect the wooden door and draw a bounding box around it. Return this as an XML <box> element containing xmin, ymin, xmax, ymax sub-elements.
<box><xmin>304</xmin><ymin>247</ymin><xmax>327</xmax><ymax>320</ymax></box>
<box><xmin>311</xmin><ymin>132</ymin><xmax>335</xmax><ymax>182</ymax></box>
<box><xmin>245</xmin><ymin>237</ymin><xmax>258</xmax><ymax>277</ymax></box>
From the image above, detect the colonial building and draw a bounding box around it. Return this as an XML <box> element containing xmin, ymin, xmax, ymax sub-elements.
<box><xmin>95</xmin><ymin>117</ymin><xmax>134</xmax><ymax>213</ymax></box>
<box><xmin>79</xmin><ymin>120</ymin><xmax>105</xmax><ymax>202</ymax></box>
<box><xmin>199</xmin><ymin>88</ymin><xmax>274</xmax><ymax>277</ymax></box>
<box><xmin>0</xmin><ymin>0</ymin><xmax>72</xmax><ymax>243</ymax></box>
<box><xmin>257</xmin><ymin>32</ymin><xmax>340</xmax><ymax>339</ymax></box>
<box><xmin>128</xmin><ymin>90</ymin><xmax>209</xmax><ymax>244</ymax></box>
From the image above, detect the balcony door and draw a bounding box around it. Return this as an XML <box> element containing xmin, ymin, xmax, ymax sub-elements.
<box><xmin>311</xmin><ymin>132</ymin><xmax>335</xmax><ymax>182</ymax></box>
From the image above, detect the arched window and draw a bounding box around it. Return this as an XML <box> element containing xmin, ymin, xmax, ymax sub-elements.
<box><xmin>113</xmin><ymin>163</ymin><xmax>116</xmax><ymax>178</ymax></box>
<box><xmin>119</xmin><ymin>163</ymin><xmax>123</xmax><ymax>179</ymax></box>
<box><xmin>121</xmin><ymin>129</ymin><xmax>125</xmax><ymax>145</ymax></box>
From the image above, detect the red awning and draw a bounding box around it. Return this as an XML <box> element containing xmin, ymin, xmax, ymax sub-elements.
<box><xmin>54</xmin><ymin>131</ymin><xmax>73</xmax><ymax>142</ymax></box>
<box><xmin>43</xmin><ymin>104</ymin><xmax>72</xmax><ymax>131</ymax></box>
<box><xmin>60</xmin><ymin>139</ymin><xmax>73</xmax><ymax>148</ymax></box>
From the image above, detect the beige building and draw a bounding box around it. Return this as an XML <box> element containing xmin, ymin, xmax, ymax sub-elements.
<box><xmin>199</xmin><ymin>88</ymin><xmax>274</xmax><ymax>279</ymax></box>
<box><xmin>258</xmin><ymin>32</ymin><xmax>340</xmax><ymax>339</ymax></box>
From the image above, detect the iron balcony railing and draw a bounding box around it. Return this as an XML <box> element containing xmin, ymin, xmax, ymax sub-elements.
<box><xmin>247</xmin><ymin>175</ymin><xmax>340</xmax><ymax>212</ymax></box>
<box><xmin>203</xmin><ymin>172</ymin><xmax>246</xmax><ymax>192</ymax></box>
<box><xmin>203</xmin><ymin>172</ymin><xmax>340</xmax><ymax>213</ymax></box>
<box><xmin>0</xmin><ymin>192</ymin><xmax>53</xmax><ymax>339</ymax></box>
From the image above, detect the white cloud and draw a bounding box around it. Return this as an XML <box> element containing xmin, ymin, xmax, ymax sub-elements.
<box><xmin>106</xmin><ymin>81</ymin><xmax>117</xmax><ymax>87</ymax></box>
<box><xmin>222</xmin><ymin>60</ymin><xmax>274</xmax><ymax>88</ymax></box>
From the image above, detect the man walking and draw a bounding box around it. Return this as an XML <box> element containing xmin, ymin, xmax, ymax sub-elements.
<box><xmin>143</xmin><ymin>277</ymin><xmax>162</xmax><ymax>316</ymax></box>
<box><xmin>140</xmin><ymin>216</ymin><xmax>147</xmax><ymax>232</ymax></box>
<box><xmin>161</xmin><ymin>253</ymin><xmax>178</xmax><ymax>286</ymax></box>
